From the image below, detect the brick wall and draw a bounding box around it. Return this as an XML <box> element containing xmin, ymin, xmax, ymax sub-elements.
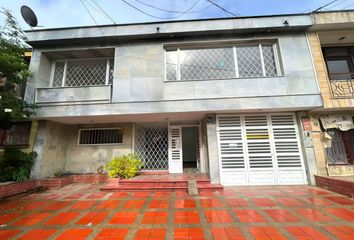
<box><xmin>315</xmin><ymin>175</ymin><xmax>354</xmax><ymax>198</ymax></box>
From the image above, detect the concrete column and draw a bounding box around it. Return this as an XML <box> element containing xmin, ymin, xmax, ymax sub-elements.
<box><xmin>205</xmin><ymin>114</ymin><xmax>220</xmax><ymax>184</ymax></box>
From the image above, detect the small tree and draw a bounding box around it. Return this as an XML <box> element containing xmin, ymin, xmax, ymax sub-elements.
<box><xmin>0</xmin><ymin>8</ymin><xmax>35</xmax><ymax>143</ymax></box>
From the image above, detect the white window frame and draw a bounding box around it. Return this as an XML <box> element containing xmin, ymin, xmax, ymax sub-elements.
<box><xmin>77</xmin><ymin>127</ymin><xmax>123</xmax><ymax>146</ymax></box>
<box><xmin>50</xmin><ymin>57</ymin><xmax>114</xmax><ymax>87</ymax></box>
<box><xmin>164</xmin><ymin>43</ymin><xmax>281</xmax><ymax>81</ymax></box>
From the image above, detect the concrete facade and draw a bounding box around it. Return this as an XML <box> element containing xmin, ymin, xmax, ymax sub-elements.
<box><xmin>24</xmin><ymin>13</ymin><xmax>325</xmax><ymax>183</ymax></box>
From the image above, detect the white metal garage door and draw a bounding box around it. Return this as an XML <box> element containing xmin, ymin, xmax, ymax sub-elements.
<box><xmin>217</xmin><ymin>114</ymin><xmax>307</xmax><ymax>186</ymax></box>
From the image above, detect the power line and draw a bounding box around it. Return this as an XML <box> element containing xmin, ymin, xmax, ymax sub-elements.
<box><xmin>341</xmin><ymin>3</ymin><xmax>354</xmax><ymax>9</ymax></box>
<box><xmin>90</xmin><ymin>0</ymin><xmax>117</xmax><ymax>24</ymax></box>
<box><xmin>312</xmin><ymin>0</ymin><xmax>340</xmax><ymax>12</ymax></box>
<box><xmin>83</xmin><ymin>0</ymin><xmax>115</xmax><ymax>24</ymax></box>
<box><xmin>80</xmin><ymin>0</ymin><xmax>105</xmax><ymax>35</ymax></box>
<box><xmin>119</xmin><ymin>0</ymin><xmax>202</xmax><ymax>20</ymax></box>
<box><xmin>133</xmin><ymin>0</ymin><xmax>213</xmax><ymax>14</ymax></box>
<box><xmin>206</xmin><ymin>0</ymin><xmax>240</xmax><ymax>17</ymax></box>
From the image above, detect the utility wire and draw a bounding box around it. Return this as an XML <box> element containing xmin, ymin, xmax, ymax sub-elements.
<box><xmin>80</xmin><ymin>0</ymin><xmax>105</xmax><ymax>36</ymax></box>
<box><xmin>90</xmin><ymin>0</ymin><xmax>117</xmax><ymax>24</ymax></box>
<box><xmin>312</xmin><ymin>0</ymin><xmax>340</xmax><ymax>12</ymax></box>
<box><xmin>341</xmin><ymin>3</ymin><xmax>354</xmax><ymax>9</ymax></box>
<box><xmin>120</xmin><ymin>0</ymin><xmax>202</xmax><ymax>20</ymax></box>
<box><xmin>206</xmin><ymin>0</ymin><xmax>240</xmax><ymax>17</ymax></box>
<box><xmin>84</xmin><ymin>0</ymin><xmax>114</xmax><ymax>24</ymax></box>
<box><xmin>133</xmin><ymin>0</ymin><xmax>213</xmax><ymax>14</ymax></box>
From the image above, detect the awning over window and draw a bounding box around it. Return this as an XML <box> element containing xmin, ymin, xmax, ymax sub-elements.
<box><xmin>320</xmin><ymin>115</ymin><xmax>354</xmax><ymax>131</ymax></box>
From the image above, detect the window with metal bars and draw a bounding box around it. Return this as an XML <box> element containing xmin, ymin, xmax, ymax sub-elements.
<box><xmin>52</xmin><ymin>58</ymin><xmax>114</xmax><ymax>87</ymax></box>
<box><xmin>165</xmin><ymin>43</ymin><xmax>279</xmax><ymax>81</ymax></box>
<box><xmin>1</xmin><ymin>122</ymin><xmax>32</xmax><ymax>147</ymax></box>
<box><xmin>78</xmin><ymin>128</ymin><xmax>123</xmax><ymax>145</ymax></box>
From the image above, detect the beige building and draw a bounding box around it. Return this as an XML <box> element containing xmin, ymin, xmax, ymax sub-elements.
<box><xmin>307</xmin><ymin>10</ymin><xmax>354</xmax><ymax>177</ymax></box>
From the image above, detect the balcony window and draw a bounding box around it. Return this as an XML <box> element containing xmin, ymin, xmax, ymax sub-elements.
<box><xmin>165</xmin><ymin>44</ymin><xmax>279</xmax><ymax>81</ymax></box>
<box><xmin>323</xmin><ymin>47</ymin><xmax>354</xmax><ymax>98</ymax></box>
<box><xmin>51</xmin><ymin>58</ymin><xmax>114</xmax><ymax>87</ymax></box>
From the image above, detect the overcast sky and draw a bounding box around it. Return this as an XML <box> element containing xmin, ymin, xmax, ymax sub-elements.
<box><xmin>1</xmin><ymin>0</ymin><xmax>354</xmax><ymax>30</ymax></box>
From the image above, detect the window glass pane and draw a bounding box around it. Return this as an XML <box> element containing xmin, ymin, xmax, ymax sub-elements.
<box><xmin>53</xmin><ymin>62</ymin><xmax>65</xmax><ymax>87</ymax></box>
<box><xmin>237</xmin><ymin>46</ymin><xmax>263</xmax><ymax>77</ymax></box>
<box><xmin>262</xmin><ymin>45</ymin><xmax>277</xmax><ymax>76</ymax></box>
<box><xmin>65</xmin><ymin>59</ymin><xmax>107</xmax><ymax>86</ymax></box>
<box><xmin>179</xmin><ymin>48</ymin><xmax>235</xmax><ymax>80</ymax></box>
<box><xmin>327</xmin><ymin>59</ymin><xmax>351</xmax><ymax>80</ymax></box>
<box><xmin>166</xmin><ymin>51</ymin><xmax>177</xmax><ymax>80</ymax></box>
<box><xmin>324</xmin><ymin>47</ymin><xmax>350</xmax><ymax>57</ymax></box>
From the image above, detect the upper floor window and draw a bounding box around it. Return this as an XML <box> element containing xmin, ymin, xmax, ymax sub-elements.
<box><xmin>323</xmin><ymin>47</ymin><xmax>354</xmax><ymax>81</ymax></box>
<box><xmin>51</xmin><ymin>58</ymin><xmax>114</xmax><ymax>87</ymax></box>
<box><xmin>165</xmin><ymin>43</ymin><xmax>279</xmax><ymax>81</ymax></box>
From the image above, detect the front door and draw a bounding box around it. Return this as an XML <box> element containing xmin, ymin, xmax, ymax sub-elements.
<box><xmin>168</xmin><ymin>127</ymin><xmax>183</xmax><ymax>173</ymax></box>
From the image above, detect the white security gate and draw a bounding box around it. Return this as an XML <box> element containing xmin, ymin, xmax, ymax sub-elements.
<box><xmin>217</xmin><ymin>114</ymin><xmax>307</xmax><ymax>186</ymax></box>
<box><xmin>169</xmin><ymin>127</ymin><xmax>183</xmax><ymax>173</ymax></box>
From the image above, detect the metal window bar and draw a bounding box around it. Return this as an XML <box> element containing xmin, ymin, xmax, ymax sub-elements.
<box><xmin>78</xmin><ymin>128</ymin><xmax>123</xmax><ymax>145</ymax></box>
<box><xmin>329</xmin><ymin>72</ymin><xmax>354</xmax><ymax>98</ymax></box>
<box><xmin>2</xmin><ymin>123</ymin><xmax>31</xmax><ymax>146</ymax></box>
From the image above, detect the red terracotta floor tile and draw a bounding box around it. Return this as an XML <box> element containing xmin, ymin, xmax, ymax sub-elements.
<box><xmin>109</xmin><ymin>211</ymin><xmax>138</xmax><ymax>224</ymax></box>
<box><xmin>152</xmin><ymin>192</ymin><xmax>172</xmax><ymax>198</ymax></box>
<box><xmin>296</xmin><ymin>209</ymin><xmax>334</xmax><ymax>222</ymax></box>
<box><xmin>55</xmin><ymin>229</ymin><xmax>92</xmax><ymax>240</ymax></box>
<box><xmin>211</xmin><ymin>227</ymin><xmax>246</xmax><ymax>240</ymax></box>
<box><xmin>175</xmin><ymin>210</ymin><xmax>200</xmax><ymax>224</ymax></box>
<box><xmin>175</xmin><ymin>191</ymin><xmax>189</xmax><ymax>198</ymax></box>
<box><xmin>42</xmin><ymin>201</ymin><xmax>70</xmax><ymax>211</ymax></box>
<box><xmin>324</xmin><ymin>196</ymin><xmax>354</xmax><ymax>205</ymax></box>
<box><xmin>175</xmin><ymin>199</ymin><xmax>196</xmax><ymax>208</ymax></box>
<box><xmin>323</xmin><ymin>225</ymin><xmax>354</xmax><ymax>240</ymax></box>
<box><xmin>132</xmin><ymin>192</ymin><xmax>151</xmax><ymax>198</ymax></box>
<box><xmin>303</xmin><ymin>197</ymin><xmax>333</xmax><ymax>206</ymax></box>
<box><xmin>200</xmin><ymin>198</ymin><xmax>223</xmax><ymax>208</ymax></box>
<box><xmin>94</xmin><ymin>228</ymin><xmax>128</xmax><ymax>240</ymax></box>
<box><xmin>135</xmin><ymin>228</ymin><xmax>166</xmax><ymax>239</ymax></box>
<box><xmin>12</xmin><ymin>212</ymin><xmax>51</xmax><ymax>226</ymax></box>
<box><xmin>0</xmin><ymin>201</ymin><xmax>22</xmax><ymax>211</ymax></box>
<box><xmin>76</xmin><ymin>211</ymin><xmax>109</xmax><ymax>225</ymax></box>
<box><xmin>0</xmin><ymin>212</ymin><xmax>21</xmax><ymax>224</ymax></box>
<box><xmin>248</xmin><ymin>226</ymin><xmax>286</xmax><ymax>240</ymax></box>
<box><xmin>325</xmin><ymin>208</ymin><xmax>354</xmax><ymax>221</ymax></box>
<box><xmin>20</xmin><ymin>201</ymin><xmax>49</xmax><ymax>210</ymax></box>
<box><xmin>86</xmin><ymin>192</ymin><xmax>109</xmax><ymax>199</ymax></box>
<box><xmin>109</xmin><ymin>192</ymin><xmax>129</xmax><ymax>199</ymax></box>
<box><xmin>264</xmin><ymin>209</ymin><xmax>299</xmax><ymax>222</ymax></box>
<box><xmin>204</xmin><ymin>210</ymin><xmax>233</xmax><ymax>223</ymax></box>
<box><xmin>0</xmin><ymin>229</ymin><xmax>21</xmax><ymax>240</ymax></box>
<box><xmin>18</xmin><ymin>229</ymin><xmax>56</xmax><ymax>240</ymax></box>
<box><xmin>174</xmin><ymin>228</ymin><xmax>204</xmax><ymax>240</ymax></box>
<box><xmin>123</xmin><ymin>200</ymin><xmax>145</xmax><ymax>209</ymax></box>
<box><xmin>141</xmin><ymin>211</ymin><xmax>168</xmax><ymax>224</ymax></box>
<box><xmin>45</xmin><ymin>211</ymin><xmax>80</xmax><ymax>225</ymax></box>
<box><xmin>275</xmin><ymin>197</ymin><xmax>305</xmax><ymax>207</ymax></box>
<box><xmin>226</xmin><ymin>198</ymin><xmax>249</xmax><ymax>207</ymax></box>
<box><xmin>198</xmin><ymin>190</ymin><xmax>219</xmax><ymax>197</ymax></box>
<box><xmin>250</xmin><ymin>197</ymin><xmax>276</xmax><ymax>207</ymax></box>
<box><xmin>286</xmin><ymin>226</ymin><xmax>329</xmax><ymax>240</ymax></box>
<box><xmin>64</xmin><ymin>193</ymin><xmax>85</xmax><ymax>200</ymax></box>
<box><xmin>149</xmin><ymin>200</ymin><xmax>169</xmax><ymax>209</ymax></box>
<box><xmin>219</xmin><ymin>190</ymin><xmax>236</xmax><ymax>196</ymax></box>
<box><xmin>96</xmin><ymin>200</ymin><xmax>121</xmax><ymax>209</ymax></box>
<box><xmin>234</xmin><ymin>209</ymin><xmax>266</xmax><ymax>223</ymax></box>
<box><xmin>71</xmin><ymin>200</ymin><xmax>96</xmax><ymax>210</ymax></box>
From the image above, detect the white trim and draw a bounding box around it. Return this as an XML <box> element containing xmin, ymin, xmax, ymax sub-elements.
<box><xmin>233</xmin><ymin>46</ymin><xmax>239</xmax><ymax>78</ymax></box>
<box><xmin>259</xmin><ymin>44</ymin><xmax>266</xmax><ymax>77</ymax></box>
<box><xmin>273</xmin><ymin>43</ymin><xmax>282</xmax><ymax>76</ymax></box>
<box><xmin>49</xmin><ymin>62</ymin><xmax>56</xmax><ymax>87</ymax></box>
<box><xmin>105</xmin><ymin>58</ymin><xmax>110</xmax><ymax>85</ymax></box>
<box><xmin>62</xmin><ymin>61</ymin><xmax>67</xmax><ymax>87</ymax></box>
<box><xmin>177</xmin><ymin>48</ymin><xmax>181</xmax><ymax>81</ymax></box>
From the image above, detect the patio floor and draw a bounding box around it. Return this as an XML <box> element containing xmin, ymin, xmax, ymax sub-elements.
<box><xmin>0</xmin><ymin>184</ymin><xmax>353</xmax><ymax>240</ymax></box>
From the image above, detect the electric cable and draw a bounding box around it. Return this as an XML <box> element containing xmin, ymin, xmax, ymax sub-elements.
<box><xmin>80</xmin><ymin>0</ymin><xmax>106</xmax><ymax>35</ymax></box>
<box><xmin>133</xmin><ymin>0</ymin><xmax>213</xmax><ymax>14</ymax></box>
<box><xmin>206</xmin><ymin>0</ymin><xmax>240</xmax><ymax>17</ymax></box>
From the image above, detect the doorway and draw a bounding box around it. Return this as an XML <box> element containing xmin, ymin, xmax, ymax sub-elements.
<box><xmin>182</xmin><ymin>127</ymin><xmax>198</xmax><ymax>169</ymax></box>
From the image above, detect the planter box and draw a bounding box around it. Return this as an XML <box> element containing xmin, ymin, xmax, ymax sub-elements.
<box><xmin>328</xmin><ymin>165</ymin><xmax>354</xmax><ymax>176</ymax></box>
<box><xmin>314</xmin><ymin>175</ymin><xmax>354</xmax><ymax>198</ymax></box>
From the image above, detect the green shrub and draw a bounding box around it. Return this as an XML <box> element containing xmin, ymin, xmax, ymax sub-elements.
<box><xmin>104</xmin><ymin>154</ymin><xmax>143</xmax><ymax>179</ymax></box>
<box><xmin>0</xmin><ymin>149</ymin><xmax>37</xmax><ymax>182</ymax></box>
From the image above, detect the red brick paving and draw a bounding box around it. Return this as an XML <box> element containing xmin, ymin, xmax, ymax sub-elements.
<box><xmin>0</xmin><ymin>184</ymin><xmax>353</xmax><ymax>239</ymax></box>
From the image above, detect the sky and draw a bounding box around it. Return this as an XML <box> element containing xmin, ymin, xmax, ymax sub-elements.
<box><xmin>1</xmin><ymin>0</ymin><xmax>354</xmax><ymax>30</ymax></box>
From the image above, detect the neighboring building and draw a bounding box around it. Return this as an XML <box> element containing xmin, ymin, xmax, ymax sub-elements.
<box><xmin>307</xmin><ymin>10</ymin><xmax>354</xmax><ymax>177</ymax></box>
<box><xmin>24</xmin><ymin>13</ymin><xmax>323</xmax><ymax>185</ymax></box>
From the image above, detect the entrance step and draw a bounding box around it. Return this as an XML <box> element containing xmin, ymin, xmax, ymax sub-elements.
<box><xmin>100</xmin><ymin>173</ymin><xmax>223</xmax><ymax>192</ymax></box>
<box><xmin>188</xmin><ymin>180</ymin><xmax>198</xmax><ymax>196</ymax></box>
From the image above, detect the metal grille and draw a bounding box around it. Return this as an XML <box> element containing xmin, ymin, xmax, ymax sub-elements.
<box><xmin>2</xmin><ymin>122</ymin><xmax>31</xmax><ymax>146</ymax></box>
<box><xmin>326</xmin><ymin>129</ymin><xmax>348</xmax><ymax>164</ymax></box>
<box><xmin>53</xmin><ymin>62</ymin><xmax>65</xmax><ymax>87</ymax></box>
<box><xmin>79</xmin><ymin>128</ymin><xmax>123</xmax><ymax>145</ymax></box>
<box><xmin>166</xmin><ymin>51</ymin><xmax>178</xmax><ymax>81</ymax></box>
<box><xmin>237</xmin><ymin>46</ymin><xmax>263</xmax><ymax>78</ymax></box>
<box><xmin>52</xmin><ymin>59</ymin><xmax>114</xmax><ymax>87</ymax></box>
<box><xmin>262</xmin><ymin>45</ymin><xmax>277</xmax><ymax>76</ymax></box>
<box><xmin>135</xmin><ymin>123</ymin><xmax>168</xmax><ymax>171</ymax></box>
<box><xmin>179</xmin><ymin>48</ymin><xmax>235</xmax><ymax>80</ymax></box>
<box><xmin>330</xmin><ymin>79</ymin><xmax>354</xmax><ymax>98</ymax></box>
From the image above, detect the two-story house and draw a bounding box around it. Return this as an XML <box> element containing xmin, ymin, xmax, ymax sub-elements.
<box><xmin>307</xmin><ymin>10</ymin><xmax>354</xmax><ymax>177</ymax></box>
<box><xmin>25</xmin><ymin>13</ymin><xmax>322</xmax><ymax>186</ymax></box>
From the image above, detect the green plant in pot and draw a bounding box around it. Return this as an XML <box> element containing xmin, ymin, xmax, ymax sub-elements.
<box><xmin>104</xmin><ymin>154</ymin><xmax>143</xmax><ymax>179</ymax></box>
